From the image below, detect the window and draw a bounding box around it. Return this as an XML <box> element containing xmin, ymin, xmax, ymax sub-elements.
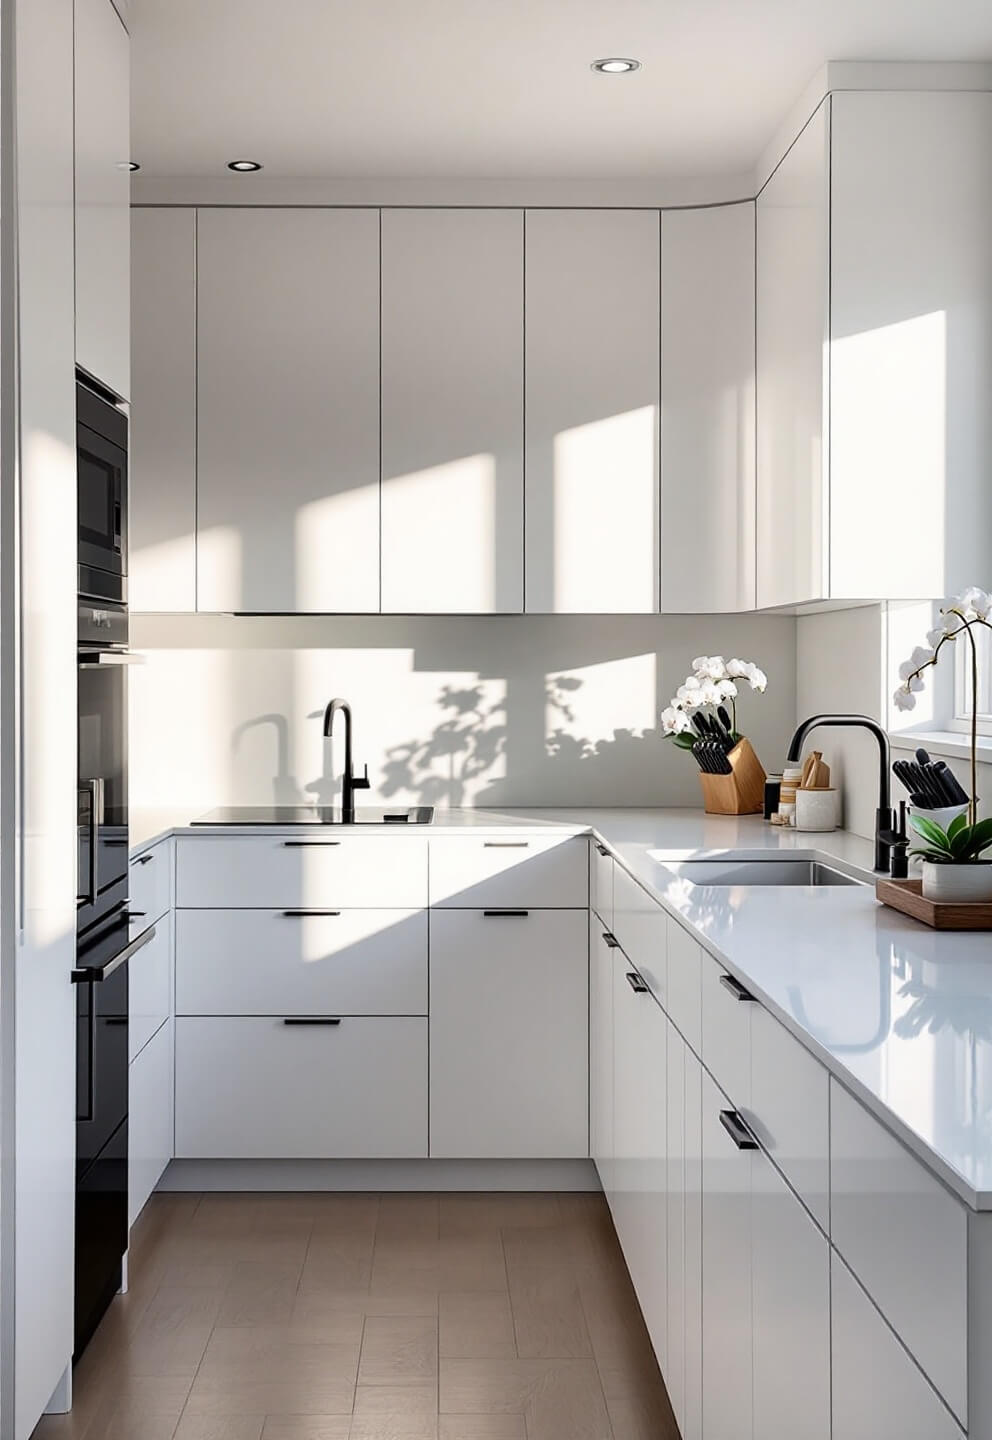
<box><xmin>953</xmin><ymin>621</ymin><xmax>992</xmax><ymax>738</ymax></box>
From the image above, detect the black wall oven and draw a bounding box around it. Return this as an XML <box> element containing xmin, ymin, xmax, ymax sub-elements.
<box><xmin>77</xmin><ymin>376</ymin><xmax>127</xmax><ymax>603</ymax></box>
<box><xmin>74</xmin><ymin>376</ymin><xmax>146</xmax><ymax>1357</ymax></box>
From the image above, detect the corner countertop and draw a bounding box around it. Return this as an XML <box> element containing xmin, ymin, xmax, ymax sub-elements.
<box><xmin>131</xmin><ymin>803</ymin><xmax>992</xmax><ymax>1210</ymax></box>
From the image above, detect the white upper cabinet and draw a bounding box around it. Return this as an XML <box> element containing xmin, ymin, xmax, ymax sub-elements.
<box><xmin>196</xmin><ymin>208</ymin><xmax>380</xmax><ymax>613</ymax></box>
<box><xmin>380</xmin><ymin>209</ymin><xmax>524</xmax><ymax>613</ymax></box>
<box><xmin>525</xmin><ymin>210</ymin><xmax>660</xmax><ymax>613</ymax></box>
<box><xmin>74</xmin><ymin>0</ymin><xmax>130</xmax><ymax>399</ymax></box>
<box><xmin>756</xmin><ymin>99</ymin><xmax>830</xmax><ymax>609</ymax></box>
<box><xmin>130</xmin><ymin>208</ymin><xmax>196</xmax><ymax>611</ymax></box>
<box><xmin>661</xmin><ymin>203</ymin><xmax>756</xmax><ymax>612</ymax></box>
<box><xmin>829</xmin><ymin>90</ymin><xmax>992</xmax><ymax>600</ymax></box>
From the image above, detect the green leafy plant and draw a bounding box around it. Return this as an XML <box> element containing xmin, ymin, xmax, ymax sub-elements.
<box><xmin>909</xmin><ymin>813</ymin><xmax>992</xmax><ymax>865</ymax></box>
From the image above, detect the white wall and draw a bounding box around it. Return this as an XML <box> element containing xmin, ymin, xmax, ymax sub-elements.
<box><xmin>130</xmin><ymin>613</ymin><xmax>797</xmax><ymax>813</ymax></box>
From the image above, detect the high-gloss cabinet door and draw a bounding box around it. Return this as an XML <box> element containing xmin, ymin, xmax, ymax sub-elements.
<box><xmin>756</xmin><ymin>99</ymin><xmax>830</xmax><ymax>608</ymax></box>
<box><xmin>683</xmin><ymin>1049</ymin><xmax>703</xmax><ymax>1440</ymax></box>
<box><xmin>832</xmin><ymin>1253</ymin><xmax>964</xmax><ymax>1440</ymax></box>
<box><xmin>661</xmin><ymin>202</ymin><xmax>756</xmax><ymax>612</ymax></box>
<box><xmin>701</xmin><ymin>1069</ymin><xmax>752</xmax><ymax>1440</ymax></box>
<box><xmin>611</xmin><ymin>951</ymin><xmax>667</xmax><ymax>1371</ymax></box>
<box><xmin>128</xmin><ymin>1017</ymin><xmax>173</xmax><ymax>1229</ymax></box>
<box><xmin>380</xmin><ymin>208</ymin><xmax>524</xmax><ymax>613</ymax></box>
<box><xmin>751</xmin><ymin>1148</ymin><xmax>830</xmax><ymax>1440</ymax></box>
<box><xmin>130</xmin><ymin>208</ymin><xmax>196</xmax><ymax>610</ymax></box>
<box><xmin>525</xmin><ymin>209</ymin><xmax>659</xmax><ymax>613</ymax></box>
<box><xmin>429</xmin><ymin>909</ymin><xmax>588</xmax><ymax>1158</ymax></box>
<box><xmin>197</xmin><ymin>208</ymin><xmax>380</xmax><ymax>613</ymax></box>
<box><xmin>589</xmin><ymin>917</ymin><xmax>615</xmax><ymax>1196</ymax></box>
<box><xmin>75</xmin><ymin>0</ymin><xmax>130</xmax><ymax>399</ymax></box>
<box><xmin>666</xmin><ymin>1023</ymin><xmax>686</xmax><ymax>1432</ymax></box>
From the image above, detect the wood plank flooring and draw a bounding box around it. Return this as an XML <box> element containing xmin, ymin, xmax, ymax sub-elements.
<box><xmin>32</xmin><ymin>1192</ymin><xmax>677</xmax><ymax>1440</ymax></box>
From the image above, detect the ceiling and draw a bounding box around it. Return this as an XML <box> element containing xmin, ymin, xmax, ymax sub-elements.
<box><xmin>130</xmin><ymin>0</ymin><xmax>992</xmax><ymax>181</ymax></box>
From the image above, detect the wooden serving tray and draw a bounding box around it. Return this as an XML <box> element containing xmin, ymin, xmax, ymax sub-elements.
<box><xmin>876</xmin><ymin>877</ymin><xmax>992</xmax><ymax>930</ymax></box>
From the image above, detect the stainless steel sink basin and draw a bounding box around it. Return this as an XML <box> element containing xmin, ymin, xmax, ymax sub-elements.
<box><xmin>660</xmin><ymin>859</ymin><xmax>864</xmax><ymax>887</ymax></box>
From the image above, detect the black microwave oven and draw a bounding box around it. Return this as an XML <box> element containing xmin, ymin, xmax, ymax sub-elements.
<box><xmin>77</xmin><ymin>375</ymin><xmax>128</xmax><ymax>603</ymax></box>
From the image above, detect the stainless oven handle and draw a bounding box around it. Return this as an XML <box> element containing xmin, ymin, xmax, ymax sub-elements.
<box><xmin>72</xmin><ymin>921</ymin><xmax>156</xmax><ymax>985</ymax></box>
<box><xmin>77</xmin><ymin>649</ymin><xmax>144</xmax><ymax>667</ymax></box>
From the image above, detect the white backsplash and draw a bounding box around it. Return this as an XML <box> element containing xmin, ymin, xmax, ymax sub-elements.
<box><xmin>130</xmin><ymin>612</ymin><xmax>797</xmax><ymax>813</ymax></box>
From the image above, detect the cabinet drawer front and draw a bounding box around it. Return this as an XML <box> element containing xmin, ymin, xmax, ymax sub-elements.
<box><xmin>428</xmin><ymin>835</ymin><xmax>587</xmax><ymax>908</ymax></box>
<box><xmin>744</xmin><ymin>1004</ymin><xmax>828</xmax><ymax>1230</ymax></box>
<box><xmin>129</xmin><ymin>1018</ymin><xmax>174</xmax><ymax>1230</ymax></box>
<box><xmin>129</xmin><ymin>838</ymin><xmax>172</xmax><ymax>932</ymax></box>
<box><xmin>176</xmin><ymin>908</ymin><xmax>427</xmax><ymax>1016</ymax></box>
<box><xmin>701</xmin><ymin>1069</ymin><xmax>752</xmax><ymax>1440</ymax></box>
<box><xmin>666</xmin><ymin>918</ymin><xmax>702</xmax><ymax>1055</ymax></box>
<box><xmin>831</xmin><ymin>1253</ymin><xmax>964</xmax><ymax>1440</ymax></box>
<box><xmin>613</xmin><ymin>865</ymin><xmax>667</xmax><ymax>1006</ymax></box>
<box><xmin>176</xmin><ymin>835</ymin><xmax>428</xmax><ymax>909</ymax></box>
<box><xmin>590</xmin><ymin>840</ymin><xmax>614</xmax><ymax>929</ymax></box>
<box><xmin>429</xmin><ymin>909</ymin><xmax>588</xmax><ymax>1158</ymax></box>
<box><xmin>129</xmin><ymin>913</ymin><xmax>172</xmax><ymax>1063</ymax></box>
<box><xmin>175</xmin><ymin>1016</ymin><xmax>428</xmax><ymax>1159</ymax></box>
<box><xmin>700</xmin><ymin>952</ymin><xmax>752</xmax><ymax>1108</ymax></box>
<box><xmin>830</xmin><ymin>1081</ymin><xmax>967</xmax><ymax>1426</ymax></box>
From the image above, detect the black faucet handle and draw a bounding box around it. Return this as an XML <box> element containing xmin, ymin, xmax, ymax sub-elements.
<box><xmin>353</xmin><ymin>763</ymin><xmax>371</xmax><ymax>792</ymax></box>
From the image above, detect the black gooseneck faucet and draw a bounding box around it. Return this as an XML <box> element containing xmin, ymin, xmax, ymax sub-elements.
<box><xmin>322</xmin><ymin>698</ymin><xmax>370</xmax><ymax>822</ymax></box>
<box><xmin>786</xmin><ymin>714</ymin><xmax>893</xmax><ymax>873</ymax></box>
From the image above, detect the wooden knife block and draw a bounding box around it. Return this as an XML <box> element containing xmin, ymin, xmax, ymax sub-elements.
<box><xmin>698</xmin><ymin>737</ymin><xmax>767</xmax><ymax>816</ymax></box>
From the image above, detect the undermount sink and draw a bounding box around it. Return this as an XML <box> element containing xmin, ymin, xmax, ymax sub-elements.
<box><xmin>659</xmin><ymin>859</ymin><xmax>864</xmax><ymax>888</ymax></box>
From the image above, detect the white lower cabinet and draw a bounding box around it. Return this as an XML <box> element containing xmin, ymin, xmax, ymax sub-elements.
<box><xmin>175</xmin><ymin>1016</ymin><xmax>428</xmax><ymax>1159</ymax></box>
<box><xmin>832</xmin><ymin>1252</ymin><xmax>964</xmax><ymax>1440</ymax></box>
<box><xmin>429</xmin><ymin>908</ymin><xmax>588</xmax><ymax>1158</ymax></box>
<box><xmin>701</xmin><ymin>1069</ymin><xmax>752</xmax><ymax>1440</ymax></box>
<box><xmin>666</xmin><ymin>1022</ymin><xmax>686</xmax><ymax>1431</ymax></box>
<box><xmin>129</xmin><ymin>1017</ymin><xmax>173</xmax><ymax>1229</ymax></box>
<box><xmin>611</xmin><ymin>948</ymin><xmax>667</xmax><ymax>1371</ymax></box>
<box><xmin>129</xmin><ymin>911</ymin><xmax>172</xmax><ymax>1062</ymax></box>
<box><xmin>683</xmin><ymin>1052</ymin><xmax>703</xmax><ymax>1440</ymax></box>
<box><xmin>752</xmin><ymin>1145</ymin><xmax>830</xmax><ymax>1440</ymax></box>
<box><xmin>589</xmin><ymin>915</ymin><xmax>615</xmax><ymax>1195</ymax></box>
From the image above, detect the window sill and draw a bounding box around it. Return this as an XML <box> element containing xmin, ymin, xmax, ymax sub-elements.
<box><xmin>890</xmin><ymin>729</ymin><xmax>992</xmax><ymax>763</ymax></box>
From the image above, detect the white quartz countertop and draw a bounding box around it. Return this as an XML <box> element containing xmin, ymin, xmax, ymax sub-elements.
<box><xmin>132</xmin><ymin>803</ymin><xmax>992</xmax><ymax>1209</ymax></box>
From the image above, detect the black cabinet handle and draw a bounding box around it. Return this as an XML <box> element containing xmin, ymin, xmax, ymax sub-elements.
<box><xmin>282</xmin><ymin>1016</ymin><xmax>342</xmax><ymax>1026</ymax></box>
<box><xmin>483</xmin><ymin>909</ymin><xmax>529</xmax><ymax>917</ymax></box>
<box><xmin>595</xmin><ymin>843</ymin><xmax>609</xmax><ymax>856</ymax></box>
<box><xmin>72</xmin><ymin>923</ymin><xmax>156</xmax><ymax>984</ymax></box>
<box><xmin>719</xmin><ymin>1109</ymin><xmax>758</xmax><ymax>1151</ymax></box>
<box><xmin>282</xmin><ymin>840</ymin><xmax>341</xmax><ymax>848</ymax></box>
<box><xmin>602</xmin><ymin>932</ymin><xmax>620</xmax><ymax>949</ymax></box>
<box><xmin>719</xmin><ymin>973</ymin><xmax>756</xmax><ymax>1003</ymax></box>
<box><xmin>135</xmin><ymin>852</ymin><xmax>154</xmax><ymax>866</ymax></box>
<box><xmin>626</xmin><ymin>971</ymin><xmax>649</xmax><ymax>994</ymax></box>
<box><xmin>281</xmin><ymin>909</ymin><xmax>342</xmax><ymax>918</ymax></box>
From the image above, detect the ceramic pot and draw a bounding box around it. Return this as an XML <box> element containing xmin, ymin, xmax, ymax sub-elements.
<box><xmin>795</xmin><ymin>787</ymin><xmax>839</xmax><ymax>833</ymax></box>
<box><xmin>920</xmin><ymin>860</ymin><xmax>992</xmax><ymax>904</ymax></box>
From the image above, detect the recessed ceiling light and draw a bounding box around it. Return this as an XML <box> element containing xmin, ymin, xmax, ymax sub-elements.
<box><xmin>591</xmin><ymin>57</ymin><xmax>640</xmax><ymax>74</ymax></box>
<box><xmin>227</xmin><ymin>159</ymin><xmax>263</xmax><ymax>172</ymax></box>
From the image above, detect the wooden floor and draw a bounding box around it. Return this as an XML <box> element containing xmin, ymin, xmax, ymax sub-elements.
<box><xmin>32</xmin><ymin>1191</ymin><xmax>676</xmax><ymax>1440</ymax></box>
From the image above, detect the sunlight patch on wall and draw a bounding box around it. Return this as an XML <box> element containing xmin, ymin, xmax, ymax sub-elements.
<box><xmin>553</xmin><ymin>407</ymin><xmax>657</xmax><ymax>612</ymax></box>
<box><xmin>381</xmin><ymin>454</ymin><xmax>496</xmax><ymax>612</ymax></box>
<box><xmin>295</xmin><ymin>483</ymin><xmax>379</xmax><ymax>612</ymax></box>
<box><xmin>831</xmin><ymin>311</ymin><xmax>946</xmax><ymax>598</ymax></box>
<box><xmin>545</xmin><ymin>653</ymin><xmax>657</xmax><ymax>763</ymax></box>
<box><xmin>130</xmin><ymin>534</ymin><xmax>194</xmax><ymax>612</ymax></box>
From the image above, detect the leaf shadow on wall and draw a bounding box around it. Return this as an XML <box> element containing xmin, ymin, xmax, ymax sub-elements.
<box><xmin>377</xmin><ymin>674</ymin><xmax>663</xmax><ymax>809</ymax></box>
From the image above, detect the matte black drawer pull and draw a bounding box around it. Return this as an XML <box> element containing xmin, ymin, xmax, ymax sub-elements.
<box><xmin>719</xmin><ymin>1109</ymin><xmax>758</xmax><ymax>1151</ymax></box>
<box><xmin>281</xmin><ymin>909</ymin><xmax>342</xmax><ymax>918</ymax></box>
<box><xmin>626</xmin><ymin>971</ymin><xmax>649</xmax><ymax>994</ymax></box>
<box><xmin>135</xmin><ymin>852</ymin><xmax>154</xmax><ymax>866</ymax></box>
<box><xmin>483</xmin><ymin>841</ymin><xmax>530</xmax><ymax>848</ymax></box>
<box><xmin>719</xmin><ymin>973</ymin><xmax>756</xmax><ymax>1003</ymax></box>
<box><xmin>282</xmin><ymin>1016</ymin><xmax>342</xmax><ymax>1026</ymax></box>
<box><xmin>72</xmin><ymin>923</ymin><xmax>157</xmax><ymax>984</ymax></box>
<box><xmin>602</xmin><ymin>932</ymin><xmax>620</xmax><ymax>949</ymax></box>
<box><xmin>483</xmin><ymin>909</ymin><xmax>529</xmax><ymax>917</ymax></box>
<box><xmin>282</xmin><ymin>840</ymin><xmax>342</xmax><ymax>848</ymax></box>
<box><xmin>595</xmin><ymin>843</ymin><xmax>610</xmax><ymax>856</ymax></box>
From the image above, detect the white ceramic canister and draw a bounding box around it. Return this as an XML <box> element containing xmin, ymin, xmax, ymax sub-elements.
<box><xmin>908</xmin><ymin>802</ymin><xmax>970</xmax><ymax>833</ymax></box>
<box><xmin>794</xmin><ymin>787</ymin><xmax>839</xmax><ymax>833</ymax></box>
<box><xmin>921</xmin><ymin>861</ymin><xmax>992</xmax><ymax>904</ymax></box>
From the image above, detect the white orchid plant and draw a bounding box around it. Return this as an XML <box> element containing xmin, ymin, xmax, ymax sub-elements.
<box><xmin>893</xmin><ymin>585</ymin><xmax>991</xmax><ymax>825</ymax></box>
<box><xmin>661</xmin><ymin>656</ymin><xmax>768</xmax><ymax>752</ymax></box>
